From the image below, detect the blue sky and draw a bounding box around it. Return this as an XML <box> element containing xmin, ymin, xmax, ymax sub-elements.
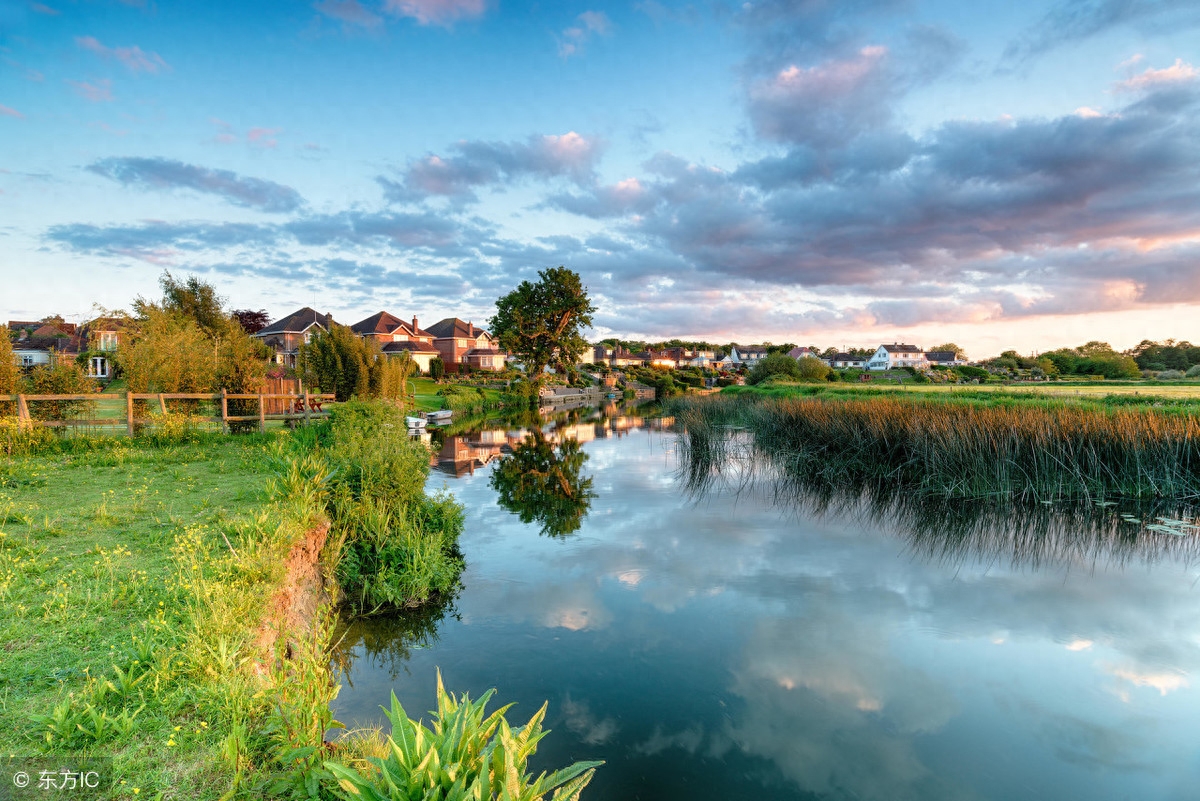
<box><xmin>3</xmin><ymin>0</ymin><xmax>1199</xmax><ymax>356</ymax></box>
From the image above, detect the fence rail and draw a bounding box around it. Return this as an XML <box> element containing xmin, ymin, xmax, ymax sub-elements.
<box><xmin>0</xmin><ymin>390</ymin><xmax>337</xmax><ymax>435</ymax></box>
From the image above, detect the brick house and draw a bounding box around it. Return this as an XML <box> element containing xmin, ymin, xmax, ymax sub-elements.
<box><xmin>424</xmin><ymin>318</ymin><xmax>507</xmax><ymax>372</ymax></box>
<box><xmin>254</xmin><ymin>307</ymin><xmax>334</xmax><ymax>368</ymax></box>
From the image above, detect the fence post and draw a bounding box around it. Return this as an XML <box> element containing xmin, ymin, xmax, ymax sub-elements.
<box><xmin>126</xmin><ymin>391</ymin><xmax>134</xmax><ymax>437</ymax></box>
<box><xmin>16</xmin><ymin>394</ymin><xmax>31</xmax><ymax>429</ymax></box>
<box><xmin>303</xmin><ymin>391</ymin><xmax>310</xmax><ymax>425</ymax></box>
<box><xmin>158</xmin><ymin>393</ymin><xmax>168</xmax><ymax>416</ymax></box>
<box><xmin>258</xmin><ymin>393</ymin><xmax>265</xmax><ymax>433</ymax></box>
<box><xmin>221</xmin><ymin>389</ymin><xmax>228</xmax><ymax>432</ymax></box>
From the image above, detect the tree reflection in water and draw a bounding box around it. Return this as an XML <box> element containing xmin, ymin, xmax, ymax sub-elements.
<box><xmin>331</xmin><ymin>594</ymin><xmax>458</xmax><ymax>684</ymax></box>
<box><xmin>490</xmin><ymin>430</ymin><xmax>597</xmax><ymax>538</ymax></box>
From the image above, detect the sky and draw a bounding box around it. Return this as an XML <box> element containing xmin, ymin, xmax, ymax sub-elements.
<box><xmin>2</xmin><ymin>0</ymin><xmax>1199</xmax><ymax>358</ymax></box>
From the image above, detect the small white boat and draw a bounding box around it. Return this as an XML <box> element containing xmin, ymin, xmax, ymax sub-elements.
<box><xmin>427</xmin><ymin>409</ymin><xmax>454</xmax><ymax>422</ymax></box>
<box><xmin>405</xmin><ymin>416</ymin><xmax>427</xmax><ymax>428</ymax></box>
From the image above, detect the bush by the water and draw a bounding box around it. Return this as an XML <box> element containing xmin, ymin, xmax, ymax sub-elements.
<box><xmin>286</xmin><ymin>400</ymin><xmax>465</xmax><ymax>612</ymax></box>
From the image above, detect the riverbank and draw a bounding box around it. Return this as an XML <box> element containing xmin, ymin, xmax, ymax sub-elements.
<box><xmin>673</xmin><ymin>390</ymin><xmax>1200</xmax><ymax>502</ymax></box>
<box><xmin>0</xmin><ymin>404</ymin><xmax>600</xmax><ymax>798</ymax></box>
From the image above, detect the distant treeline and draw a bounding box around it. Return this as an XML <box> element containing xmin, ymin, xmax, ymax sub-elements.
<box><xmin>985</xmin><ymin>339</ymin><xmax>1200</xmax><ymax>379</ymax></box>
<box><xmin>594</xmin><ymin>338</ymin><xmax>1200</xmax><ymax>372</ymax></box>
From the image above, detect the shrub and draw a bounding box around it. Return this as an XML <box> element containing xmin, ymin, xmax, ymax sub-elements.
<box><xmin>429</xmin><ymin>356</ymin><xmax>445</xmax><ymax>381</ymax></box>
<box><xmin>747</xmin><ymin>353</ymin><xmax>801</xmax><ymax>385</ymax></box>
<box><xmin>25</xmin><ymin>361</ymin><xmax>96</xmax><ymax>421</ymax></box>
<box><xmin>1187</xmin><ymin>365</ymin><xmax>1200</xmax><ymax>378</ymax></box>
<box><xmin>317</xmin><ymin>400</ymin><xmax>466</xmax><ymax>612</ymax></box>
<box><xmin>1157</xmin><ymin>370</ymin><xmax>1185</xmax><ymax>381</ymax></box>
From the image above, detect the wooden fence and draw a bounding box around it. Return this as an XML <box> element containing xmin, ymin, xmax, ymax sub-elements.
<box><xmin>0</xmin><ymin>390</ymin><xmax>336</xmax><ymax>435</ymax></box>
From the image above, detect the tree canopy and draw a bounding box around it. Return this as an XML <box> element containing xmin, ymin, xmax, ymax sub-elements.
<box><xmin>489</xmin><ymin>267</ymin><xmax>595</xmax><ymax>385</ymax></box>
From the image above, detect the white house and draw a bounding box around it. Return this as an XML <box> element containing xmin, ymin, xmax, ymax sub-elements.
<box><xmin>924</xmin><ymin>350</ymin><xmax>967</xmax><ymax>367</ymax></box>
<box><xmin>736</xmin><ymin>346</ymin><xmax>769</xmax><ymax>367</ymax></box>
<box><xmin>829</xmin><ymin>352</ymin><xmax>866</xmax><ymax>368</ymax></box>
<box><xmin>867</xmin><ymin>343</ymin><xmax>928</xmax><ymax>370</ymax></box>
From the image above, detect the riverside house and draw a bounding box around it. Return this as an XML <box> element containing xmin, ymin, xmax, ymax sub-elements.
<box><xmin>867</xmin><ymin>343</ymin><xmax>928</xmax><ymax>370</ymax></box>
<box><xmin>424</xmin><ymin>318</ymin><xmax>507</xmax><ymax>373</ymax></box>
<box><xmin>9</xmin><ymin>320</ymin><xmax>80</xmax><ymax>369</ymax></box>
<box><xmin>349</xmin><ymin>311</ymin><xmax>440</xmax><ymax>373</ymax></box>
<box><xmin>254</xmin><ymin>307</ymin><xmax>334</xmax><ymax>368</ymax></box>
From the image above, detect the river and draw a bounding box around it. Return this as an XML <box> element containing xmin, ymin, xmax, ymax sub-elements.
<box><xmin>331</xmin><ymin>402</ymin><xmax>1200</xmax><ymax>801</ymax></box>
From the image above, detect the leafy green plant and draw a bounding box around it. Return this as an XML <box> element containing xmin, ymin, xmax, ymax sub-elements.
<box><xmin>325</xmin><ymin>671</ymin><xmax>601</xmax><ymax>801</ymax></box>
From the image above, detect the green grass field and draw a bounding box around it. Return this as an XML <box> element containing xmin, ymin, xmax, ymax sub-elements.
<box><xmin>0</xmin><ymin>435</ymin><xmax>284</xmax><ymax>797</ymax></box>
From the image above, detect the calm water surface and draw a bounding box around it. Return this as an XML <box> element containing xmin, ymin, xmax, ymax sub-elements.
<box><xmin>332</xmin><ymin>406</ymin><xmax>1200</xmax><ymax>801</ymax></box>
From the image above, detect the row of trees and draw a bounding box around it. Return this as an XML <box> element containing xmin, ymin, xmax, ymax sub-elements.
<box><xmin>297</xmin><ymin>324</ymin><xmax>415</xmax><ymax>403</ymax></box>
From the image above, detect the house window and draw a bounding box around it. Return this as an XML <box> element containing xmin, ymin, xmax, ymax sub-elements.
<box><xmin>90</xmin><ymin>356</ymin><xmax>109</xmax><ymax>378</ymax></box>
<box><xmin>21</xmin><ymin>355</ymin><xmax>35</xmax><ymax>367</ymax></box>
<box><xmin>97</xmin><ymin>332</ymin><xmax>118</xmax><ymax>351</ymax></box>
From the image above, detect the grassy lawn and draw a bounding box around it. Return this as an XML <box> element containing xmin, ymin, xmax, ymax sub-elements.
<box><xmin>0</xmin><ymin>434</ymin><xmax>286</xmax><ymax>798</ymax></box>
<box><xmin>408</xmin><ymin>376</ymin><xmax>444</xmax><ymax>412</ymax></box>
<box><xmin>408</xmin><ymin>376</ymin><xmax>507</xmax><ymax>413</ymax></box>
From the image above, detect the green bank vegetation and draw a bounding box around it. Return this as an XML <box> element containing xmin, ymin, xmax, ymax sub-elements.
<box><xmin>0</xmin><ymin>402</ymin><xmax>599</xmax><ymax>799</ymax></box>
<box><xmin>673</xmin><ymin>389</ymin><xmax>1200</xmax><ymax>503</ymax></box>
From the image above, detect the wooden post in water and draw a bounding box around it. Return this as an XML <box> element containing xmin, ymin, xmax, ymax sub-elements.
<box><xmin>258</xmin><ymin>393</ymin><xmax>266</xmax><ymax>433</ymax></box>
<box><xmin>221</xmin><ymin>389</ymin><xmax>228</xmax><ymax>432</ymax></box>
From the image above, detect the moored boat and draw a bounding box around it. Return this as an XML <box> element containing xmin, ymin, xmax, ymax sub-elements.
<box><xmin>405</xmin><ymin>415</ymin><xmax>427</xmax><ymax>428</ymax></box>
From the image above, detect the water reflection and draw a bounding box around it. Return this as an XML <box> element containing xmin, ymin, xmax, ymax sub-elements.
<box><xmin>490</xmin><ymin>430</ymin><xmax>596</xmax><ymax>538</ymax></box>
<box><xmin>332</xmin><ymin>595</ymin><xmax>457</xmax><ymax>684</ymax></box>
<box><xmin>679</xmin><ymin>428</ymin><xmax>1200</xmax><ymax>570</ymax></box>
<box><xmin>333</xmin><ymin>410</ymin><xmax>1200</xmax><ymax>801</ymax></box>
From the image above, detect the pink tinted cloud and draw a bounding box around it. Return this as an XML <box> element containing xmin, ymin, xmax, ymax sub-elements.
<box><xmin>67</xmin><ymin>78</ymin><xmax>114</xmax><ymax>102</ymax></box>
<box><xmin>210</xmin><ymin>117</ymin><xmax>238</xmax><ymax>144</ymax></box>
<box><xmin>1115</xmin><ymin>58</ymin><xmax>1198</xmax><ymax>92</ymax></box>
<box><xmin>747</xmin><ymin>46</ymin><xmax>893</xmax><ymax>145</ymax></box>
<box><xmin>248</xmin><ymin>127</ymin><xmax>282</xmax><ymax>148</ymax></box>
<box><xmin>0</xmin><ymin>104</ymin><xmax>23</xmax><ymax>118</ymax></box>
<box><xmin>314</xmin><ymin>0</ymin><xmax>383</xmax><ymax>29</ymax></box>
<box><xmin>384</xmin><ymin>0</ymin><xmax>486</xmax><ymax>26</ymax></box>
<box><xmin>31</xmin><ymin>3</ymin><xmax>60</xmax><ymax>14</ymax></box>
<box><xmin>75</xmin><ymin>36</ymin><xmax>170</xmax><ymax>74</ymax></box>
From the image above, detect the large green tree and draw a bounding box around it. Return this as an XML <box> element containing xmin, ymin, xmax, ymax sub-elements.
<box><xmin>489</xmin><ymin>267</ymin><xmax>595</xmax><ymax>387</ymax></box>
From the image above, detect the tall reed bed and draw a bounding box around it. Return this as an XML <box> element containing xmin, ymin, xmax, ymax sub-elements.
<box><xmin>673</xmin><ymin>393</ymin><xmax>1200</xmax><ymax>502</ymax></box>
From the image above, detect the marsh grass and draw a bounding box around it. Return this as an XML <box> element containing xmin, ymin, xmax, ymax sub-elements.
<box><xmin>674</xmin><ymin>392</ymin><xmax>1200</xmax><ymax>503</ymax></box>
<box><xmin>674</xmin><ymin>395</ymin><xmax>1200</xmax><ymax>570</ymax></box>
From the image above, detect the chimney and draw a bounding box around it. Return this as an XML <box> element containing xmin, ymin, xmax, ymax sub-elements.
<box><xmin>468</xmin><ymin>321</ymin><xmax>473</xmax><ymax>336</ymax></box>
<box><xmin>412</xmin><ymin>316</ymin><xmax>418</xmax><ymax>332</ymax></box>
<box><xmin>325</xmin><ymin>313</ymin><xmax>334</xmax><ymax>328</ymax></box>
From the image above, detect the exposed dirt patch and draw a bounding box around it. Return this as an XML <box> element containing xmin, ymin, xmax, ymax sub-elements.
<box><xmin>254</xmin><ymin>520</ymin><xmax>331</xmax><ymax>669</ymax></box>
